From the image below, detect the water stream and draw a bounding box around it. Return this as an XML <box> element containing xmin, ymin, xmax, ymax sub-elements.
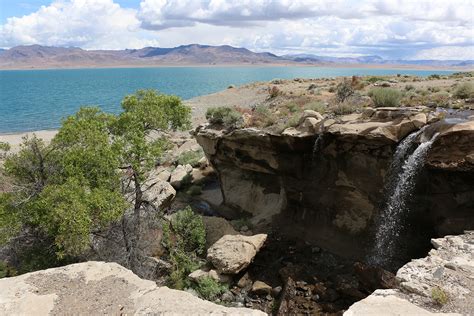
<box><xmin>370</xmin><ymin>129</ymin><xmax>439</xmax><ymax>267</ymax></box>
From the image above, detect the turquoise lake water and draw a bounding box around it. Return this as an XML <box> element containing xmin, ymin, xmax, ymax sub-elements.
<box><xmin>0</xmin><ymin>66</ymin><xmax>453</xmax><ymax>133</ymax></box>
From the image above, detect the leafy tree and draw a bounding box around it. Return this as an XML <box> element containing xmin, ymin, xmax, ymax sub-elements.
<box><xmin>0</xmin><ymin>90</ymin><xmax>191</xmax><ymax>267</ymax></box>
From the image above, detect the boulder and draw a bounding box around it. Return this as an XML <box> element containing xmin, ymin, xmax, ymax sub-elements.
<box><xmin>170</xmin><ymin>164</ymin><xmax>193</xmax><ymax>189</ymax></box>
<box><xmin>0</xmin><ymin>261</ymin><xmax>264</xmax><ymax>315</ymax></box>
<box><xmin>201</xmin><ymin>216</ymin><xmax>238</xmax><ymax>248</ymax></box>
<box><xmin>141</xmin><ymin>180</ymin><xmax>176</xmax><ymax>210</ymax></box>
<box><xmin>251</xmin><ymin>281</ymin><xmax>272</xmax><ymax>295</ymax></box>
<box><xmin>207</xmin><ymin>234</ymin><xmax>267</xmax><ymax>274</ymax></box>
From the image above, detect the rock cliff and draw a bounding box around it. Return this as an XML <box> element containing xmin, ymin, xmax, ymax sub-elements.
<box><xmin>194</xmin><ymin>108</ymin><xmax>474</xmax><ymax>264</ymax></box>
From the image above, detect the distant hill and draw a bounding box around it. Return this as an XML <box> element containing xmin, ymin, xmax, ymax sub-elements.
<box><xmin>0</xmin><ymin>44</ymin><xmax>290</xmax><ymax>69</ymax></box>
<box><xmin>0</xmin><ymin>44</ymin><xmax>472</xmax><ymax>69</ymax></box>
<box><xmin>283</xmin><ymin>53</ymin><xmax>474</xmax><ymax>68</ymax></box>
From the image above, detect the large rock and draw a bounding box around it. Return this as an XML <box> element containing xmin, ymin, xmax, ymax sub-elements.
<box><xmin>141</xmin><ymin>180</ymin><xmax>176</xmax><ymax>210</ymax></box>
<box><xmin>207</xmin><ymin>234</ymin><xmax>267</xmax><ymax>274</ymax></box>
<box><xmin>170</xmin><ymin>164</ymin><xmax>193</xmax><ymax>189</ymax></box>
<box><xmin>201</xmin><ymin>216</ymin><xmax>238</xmax><ymax>248</ymax></box>
<box><xmin>0</xmin><ymin>261</ymin><xmax>264</xmax><ymax>315</ymax></box>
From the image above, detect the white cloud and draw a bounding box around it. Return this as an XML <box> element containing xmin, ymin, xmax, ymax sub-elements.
<box><xmin>0</xmin><ymin>0</ymin><xmax>159</xmax><ymax>49</ymax></box>
<box><xmin>0</xmin><ymin>0</ymin><xmax>473</xmax><ymax>60</ymax></box>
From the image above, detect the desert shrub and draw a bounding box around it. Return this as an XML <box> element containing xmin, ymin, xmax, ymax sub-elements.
<box><xmin>0</xmin><ymin>142</ymin><xmax>10</xmax><ymax>159</ymax></box>
<box><xmin>304</xmin><ymin>101</ymin><xmax>326</xmax><ymax>114</ymax></box>
<box><xmin>328</xmin><ymin>86</ymin><xmax>336</xmax><ymax>93</ymax></box>
<box><xmin>194</xmin><ymin>277</ymin><xmax>228</xmax><ymax>301</ymax></box>
<box><xmin>284</xmin><ymin>102</ymin><xmax>299</xmax><ymax>113</ymax></box>
<box><xmin>431</xmin><ymin>286</ymin><xmax>449</xmax><ymax>306</ymax></box>
<box><xmin>269</xmin><ymin>86</ymin><xmax>281</xmax><ymax>98</ymax></box>
<box><xmin>416</xmin><ymin>89</ymin><xmax>429</xmax><ymax>96</ymax></box>
<box><xmin>404</xmin><ymin>84</ymin><xmax>415</xmax><ymax>91</ymax></box>
<box><xmin>336</xmin><ymin>79</ymin><xmax>354</xmax><ymax>102</ymax></box>
<box><xmin>163</xmin><ymin>207</ymin><xmax>206</xmax><ymax>289</ymax></box>
<box><xmin>430</xmin><ymin>92</ymin><xmax>451</xmax><ymax>107</ymax></box>
<box><xmin>205</xmin><ymin>106</ymin><xmax>243</xmax><ymax>128</ymax></box>
<box><xmin>428</xmin><ymin>74</ymin><xmax>441</xmax><ymax>80</ymax></box>
<box><xmin>366</xmin><ymin>76</ymin><xmax>384</xmax><ymax>83</ymax></box>
<box><xmin>176</xmin><ymin>149</ymin><xmax>204</xmax><ymax>167</ymax></box>
<box><xmin>428</xmin><ymin>86</ymin><xmax>441</xmax><ymax>93</ymax></box>
<box><xmin>453</xmin><ymin>82</ymin><xmax>474</xmax><ymax>99</ymax></box>
<box><xmin>368</xmin><ymin>88</ymin><xmax>402</xmax><ymax>107</ymax></box>
<box><xmin>250</xmin><ymin>105</ymin><xmax>278</xmax><ymax>128</ymax></box>
<box><xmin>332</xmin><ymin>100</ymin><xmax>361</xmax><ymax>115</ymax></box>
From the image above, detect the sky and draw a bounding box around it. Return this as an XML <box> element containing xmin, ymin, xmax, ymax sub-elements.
<box><xmin>0</xmin><ymin>0</ymin><xmax>473</xmax><ymax>60</ymax></box>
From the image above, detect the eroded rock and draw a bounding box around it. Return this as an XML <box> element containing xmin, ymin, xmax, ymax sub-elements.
<box><xmin>207</xmin><ymin>234</ymin><xmax>267</xmax><ymax>274</ymax></box>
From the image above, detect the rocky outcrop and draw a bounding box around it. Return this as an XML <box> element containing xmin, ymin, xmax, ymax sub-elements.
<box><xmin>345</xmin><ymin>231</ymin><xmax>474</xmax><ymax>315</ymax></box>
<box><xmin>194</xmin><ymin>108</ymin><xmax>474</xmax><ymax>262</ymax></box>
<box><xmin>0</xmin><ymin>261</ymin><xmax>264</xmax><ymax>315</ymax></box>
<box><xmin>343</xmin><ymin>289</ymin><xmax>457</xmax><ymax>316</ymax></box>
<box><xmin>207</xmin><ymin>234</ymin><xmax>267</xmax><ymax>274</ymax></box>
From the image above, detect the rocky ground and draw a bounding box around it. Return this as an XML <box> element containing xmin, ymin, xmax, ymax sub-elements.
<box><xmin>1</xmin><ymin>73</ymin><xmax>473</xmax><ymax>315</ymax></box>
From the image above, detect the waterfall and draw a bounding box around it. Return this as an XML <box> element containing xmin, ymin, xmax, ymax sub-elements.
<box><xmin>370</xmin><ymin>130</ymin><xmax>438</xmax><ymax>267</ymax></box>
<box><xmin>312</xmin><ymin>134</ymin><xmax>323</xmax><ymax>158</ymax></box>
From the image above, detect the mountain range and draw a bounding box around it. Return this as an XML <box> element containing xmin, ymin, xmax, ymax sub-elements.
<box><xmin>0</xmin><ymin>44</ymin><xmax>472</xmax><ymax>69</ymax></box>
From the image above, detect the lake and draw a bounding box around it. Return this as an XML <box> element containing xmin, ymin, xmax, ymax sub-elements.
<box><xmin>0</xmin><ymin>66</ymin><xmax>453</xmax><ymax>133</ymax></box>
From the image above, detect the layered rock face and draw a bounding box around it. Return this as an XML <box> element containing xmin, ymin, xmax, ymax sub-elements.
<box><xmin>194</xmin><ymin>108</ymin><xmax>474</xmax><ymax>263</ymax></box>
<box><xmin>0</xmin><ymin>261</ymin><xmax>264</xmax><ymax>315</ymax></box>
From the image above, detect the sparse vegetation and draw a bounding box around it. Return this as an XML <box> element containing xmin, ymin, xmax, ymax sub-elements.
<box><xmin>194</xmin><ymin>276</ymin><xmax>228</xmax><ymax>301</ymax></box>
<box><xmin>368</xmin><ymin>88</ymin><xmax>402</xmax><ymax>107</ymax></box>
<box><xmin>431</xmin><ymin>286</ymin><xmax>449</xmax><ymax>306</ymax></box>
<box><xmin>335</xmin><ymin>79</ymin><xmax>354</xmax><ymax>102</ymax></box>
<box><xmin>176</xmin><ymin>149</ymin><xmax>204</xmax><ymax>167</ymax></box>
<box><xmin>453</xmin><ymin>82</ymin><xmax>474</xmax><ymax>99</ymax></box>
<box><xmin>206</xmin><ymin>106</ymin><xmax>243</xmax><ymax>128</ymax></box>
<box><xmin>304</xmin><ymin>101</ymin><xmax>326</xmax><ymax>113</ymax></box>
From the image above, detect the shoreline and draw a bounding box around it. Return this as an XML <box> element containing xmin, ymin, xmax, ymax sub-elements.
<box><xmin>0</xmin><ymin>62</ymin><xmax>471</xmax><ymax>72</ymax></box>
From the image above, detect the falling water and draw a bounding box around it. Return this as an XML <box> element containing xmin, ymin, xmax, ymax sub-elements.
<box><xmin>312</xmin><ymin>134</ymin><xmax>324</xmax><ymax>159</ymax></box>
<box><xmin>370</xmin><ymin>130</ymin><xmax>439</xmax><ymax>267</ymax></box>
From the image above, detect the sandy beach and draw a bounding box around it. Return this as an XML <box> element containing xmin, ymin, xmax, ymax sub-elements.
<box><xmin>0</xmin><ymin>130</ymin><xmax>58</xmax><ymax>153</ymax></box>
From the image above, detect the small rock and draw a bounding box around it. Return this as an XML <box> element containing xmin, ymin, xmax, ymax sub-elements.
<box><xmin>221</xmin><ymin>291</ymin><xmax>234</xmax><ymax>302</ymax></box>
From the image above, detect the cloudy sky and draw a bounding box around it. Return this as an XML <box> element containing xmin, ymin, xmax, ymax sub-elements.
<box><xmin>0</xmin><ymin>0</ymin><xmax>473</xmax><ymax>60</ymax></box>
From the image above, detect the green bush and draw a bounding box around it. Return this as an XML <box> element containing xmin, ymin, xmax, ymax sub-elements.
<box><xmin>205</xmin><ymin>107</ymin><xmax>242</xmax><ymax>128</ymax></box>
<box><xmin>431</xmin><ymin>286</ymin><xmax>449</xmax><ymax>306</ymax></box>
<box><xmin>404</xmin><ymin>84</ymin><xmax>415</xmax><ymax>91</ymax></box>
<box><xmin>368</xmin><ymin>88</ymin><xmax>402</xmax><ymax>107</ymax></box>
<box><xmin>453</xmin><ymin>82</ymin><xmax>474</xmax><ymax>99</ymax></box>
<box><xmin>0</xmin><ymin>142</ymin><xmax>10</xmax><ymax>159</ymax></box>
<box><xmin>336</xmin><ymin>80</ymin><xmax>354</xmax><ymax>102</ymax></box>
<box><xmin>163</xmin><ymin>206</ymin><xmax>206</xmax><ymax>289</ymax></box>
<box><xmin>168</xmin><ymin>207</ymin><xmax>206</xmax><ymax>254</ymax></box>
<box><xmin>428</xmin><ymin>74</ymin><xmax>441</xmax><ymax>80</ymax></box>
<box><xmin>176</xmin><ymin>149</ymin><xmax>204</xmax><ymax>167</ymax></box>
<box><xmin>194</xmin><ymin>277</ymin><xmax>228</xmax><ymax>301</ymax></box>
